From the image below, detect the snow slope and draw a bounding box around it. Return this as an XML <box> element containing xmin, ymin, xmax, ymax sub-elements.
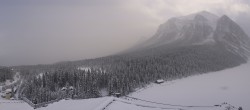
<box><xmin>107</xmin><ymin>62</ymin><xmax>250</xmax><ymax>110</ymax></box>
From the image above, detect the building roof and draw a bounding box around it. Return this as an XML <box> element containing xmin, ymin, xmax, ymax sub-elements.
<box><xmin>61</xmin><ymin>87</ymin><xmax>67</xmax><ymax>91</ymax></box>
<box><xmin>156</xmin><ymin>79</ymin><xmax>164</xmax><ymax>83</ymax></box>
<box><xmin>5</xmin><ymin>89</ymin><xmax>12</xmax><ymax>92</ymax></box>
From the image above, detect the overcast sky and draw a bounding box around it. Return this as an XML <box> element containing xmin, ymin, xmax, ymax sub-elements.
<box><xmin>0</xmin><ymin>0</ymin><xmax>249</xmax><ymax>66</ymax></box>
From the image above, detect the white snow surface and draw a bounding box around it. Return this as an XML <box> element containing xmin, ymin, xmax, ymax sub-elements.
<box><xmin>37</xmin><ymin>97</ymin><xmax>112</xmax><ymax>110</ymax></box>
<box><xmin>0</xmin><ymin>97</ymin><xmax>113</xmax><ymax>110</ymax></box>
<box><xmin>0</xmin><ymin>99</ymin><xmax>31</xmax><ymax>110</ymax></box>
<box><xmin>108</xmin><ymin>62</ymin><xmax>250</xmax><ymax>110</ymax></box>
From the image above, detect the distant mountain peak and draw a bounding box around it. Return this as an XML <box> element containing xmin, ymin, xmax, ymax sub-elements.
<box><xmin>214</xmin><ymin>14</ymin><xmax>250</xmax><ymax>58</ymax></box>
<box><xmin>193</xmin><ymin>14</ymin><xmax>210</xmax><ymax>24</ymax></box>
<box><xmin>197</xmin><ymin>10</ymin><xmax>216</xmax><ymax>16</ymax></box>
<box><xmin>219</xmin><ymin>15</ymin><xmax>234</xmax><ymax>23</ymax></box>
<box><xmin>134</xmin><ymin>11</ymin><xmax>250</xmax><ymax>58</ymax></box>
<box><xmin>221</xmin><ymin>15</ymin><xmax>231</xmax><ymax>19</ymax></box>
<box><xmin>194</xmin><ymin>14</ymin><xmax>208</xmax><ymax>21</ymax></box>
<box><xmin>179</xmin><ymin>11</ymin><xmax>219</xmax><ymax>21</ymax></box>
<box><xmin>197</xmin><ymin>10</ymin><xmax>218</xmax><ymax>17</ymax></box>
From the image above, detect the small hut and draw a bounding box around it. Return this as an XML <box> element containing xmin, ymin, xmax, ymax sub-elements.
<box><xmin>113</xmin><ymin>93</ymin><xmax>121</xmax><ymax>98</ymax></box>
<box><xmin>61</xmin><ymin>87</ymin><xmax>67</xmax><ymax>91</ymax></box>
<box><xmin>155</xmin><ymin>79</ymin><xmax>164</xmax><ymax>84</ymax></box>
<box><xmin>69</xmin><ymin>86</ymin><xmax>74</xmax><ymax>91</ymax></box>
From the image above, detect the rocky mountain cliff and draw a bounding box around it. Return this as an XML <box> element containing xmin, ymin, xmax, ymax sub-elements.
<box><xmin>136</xmin><ymin>11</ymin><xmax>250</xmax><ymax>59</ymax></box>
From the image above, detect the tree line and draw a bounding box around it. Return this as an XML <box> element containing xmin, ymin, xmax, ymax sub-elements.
<box><xmin>0</xmin><ymin>67</ymin><xmax>14</xmax><ymax>83</ymax></box>
<box><xmin>18</xmin><ymin>44</ymin><xmax>246</xmax><ymax>104</ymax></box>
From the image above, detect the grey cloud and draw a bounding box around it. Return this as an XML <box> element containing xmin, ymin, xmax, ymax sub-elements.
<box><xmin>0</xmin><ymin>0</ymin><xmax>121</xmax><ymax>6</ymax></box>
<box><xmin>0</xmin><ymin>1</ymin><xmax>155</xmax><ymax>66</ymax></box>
<box><xmin>0</xmin><ymin>0</ymin><xmax>249</xmax><ymax>66</ymax></box>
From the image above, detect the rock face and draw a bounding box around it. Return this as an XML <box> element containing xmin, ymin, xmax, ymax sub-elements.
<box><xmin>139</xmin><ymin>11</ymin><xmax>250</xmax><ymax>60</ymax></box>
<box><xmin>214</xmin><ymin>15</ymin><xmax>250</xmax><ymax>59</ymax></box>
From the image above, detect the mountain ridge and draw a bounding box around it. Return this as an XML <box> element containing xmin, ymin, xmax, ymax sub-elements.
<box><xmin>131</xmin><ymin>11</ymin><xmax>250</xmax><ymax>59</ymax></box>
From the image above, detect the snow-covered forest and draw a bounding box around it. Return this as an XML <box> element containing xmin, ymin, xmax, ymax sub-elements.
<box><xmin>17</xmin><ymin>43</ymin><xmax>245</xmax><ymax>105</ymax></box>
<box><xmin>1</xmin><ymin>61</ymin><xmax>250</xmax><ymax>110</ymax></box>
<box><xmin>0</xmin><ymin>67</ymin><xmax>14</xmax><ymax>83</ymax></box>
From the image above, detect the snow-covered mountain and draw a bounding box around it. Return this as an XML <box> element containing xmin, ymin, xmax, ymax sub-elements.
<box><xmin>214</xmin><ymin>15</ymin><xmax>250</xmax><ymax>59</ymax></box>
<box><xmin>138</xmin><ymin>11</ymin><xmax>250</xmax><ymax>59</ymax></box>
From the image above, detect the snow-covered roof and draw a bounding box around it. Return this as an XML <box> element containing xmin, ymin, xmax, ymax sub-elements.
<box><xmin>69</xmin><ymin>86</ymin><xmax>74</xmax><ymax>90</ymax></box>
<box><xmin>5</xmin><ymin>89</ymin><xmax>12</xmax><ymax>92</ymax></box>
<box><xmin>113</xmin><ymin>93</ymin><xmax>121</xmax><ymax>95</ymax></box>
<box><xmin>156</xmin><ymin>79</ymin><xmax>164</xmax><ymax>83</ymax></box>
<box><xmin>61</xmin><ymin>87</ymin><xmax>67</xmax><ymax>90</ymax></box>
<box><xmin>77</xmin><ymin>67</ymin><xmax>91</xmax><ymax>72</ymax></box>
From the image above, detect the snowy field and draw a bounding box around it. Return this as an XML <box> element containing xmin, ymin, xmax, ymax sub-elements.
<box><xmin>0</xmin><ymin>97</ymin><xmax>112</xmax><ymax>110</ymax></box>
<box><xmin>107</xmin><ymin>62</ymin><xmax>250</xmax><ymax>110</ymax></box>
<box><xmin>1</xmin><ymin>62</ymin><xmax>250</xmax><ymax>110</ymax></box>
<box><xmin>37</xmin><ymin>97</ymin><xmax>113</xmax><ymax>110</ymax></box>
<box><xmin>0</xmin><ymin>99</ymin><xmax>32</xmax><ymax>110</ymax></box>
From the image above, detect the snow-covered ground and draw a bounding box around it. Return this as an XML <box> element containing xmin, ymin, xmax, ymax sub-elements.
<box><xmin>0</xmin><ymin>99</ymin><xmax>32</xmax><ymax>110</ymax></box>
<box><xmin>0</xmin><ymin>97</ymin><xmax>113</xmax><ymax>110</ymax></box>
<box><xmin>107</xmin><ymin>62</ymin><xmax>250</xmax><ymax>110</ymax></box>
<box><xmin>1</xmin><ymin>62</ymin><xmax>250</xmax><ymax>110</ymax></box>
<box><xmin>37</xmin><ymin>97</ymin><xmax>113</xmax><ymax>110</ymax></box>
